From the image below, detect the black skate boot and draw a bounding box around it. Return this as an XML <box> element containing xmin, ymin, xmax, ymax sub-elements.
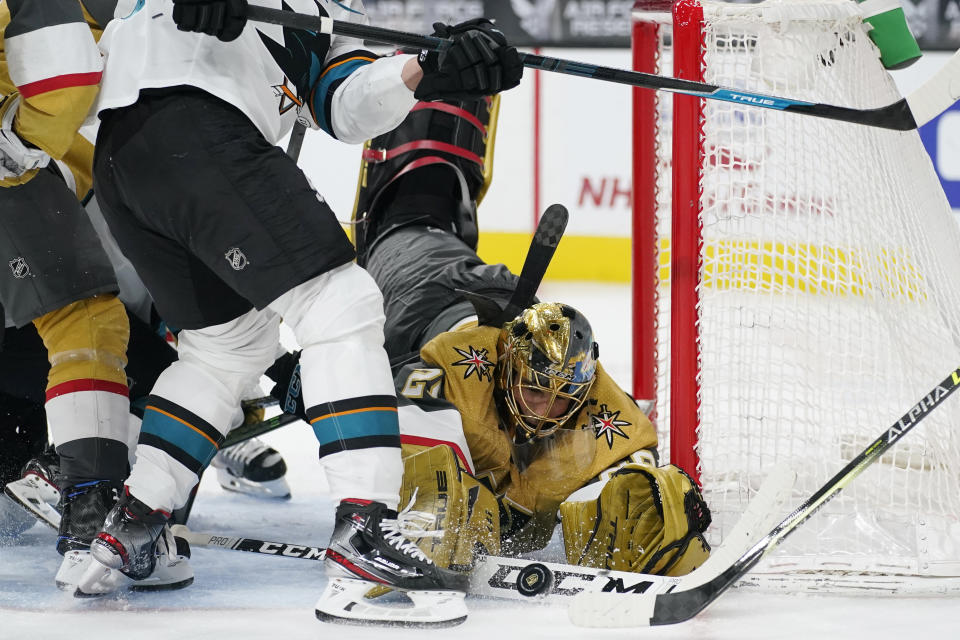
<box><xmin>53</xmin><ymin>479</ymin><xmax>118</xmax><ymax>593</ymax></box>
<box><xmin>316</xmin><ymin>498</ymin><xmax>469</xmax><ymax>627</ymax></box>
<box><xmin>2</xmin><ymin>448</ymin><xmax>61</xmax><ymax>534</ymax></box>
<box><xmin>82</xmin><ymin>488</ymin><xmax>193</xmax><ymax>596</ymax></box>
<box><xmin>210</xmin><ymin>438</ymin><xmax>291</xmax><ymax>499</ymax></box>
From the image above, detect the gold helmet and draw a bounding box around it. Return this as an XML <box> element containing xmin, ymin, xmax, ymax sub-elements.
<box><xmin>496</xmin><ymin>303</ymin><xmax>599</xmax><ymax>439</ymax></box>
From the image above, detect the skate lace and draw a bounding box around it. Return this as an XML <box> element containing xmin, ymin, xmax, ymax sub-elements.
<box><xmin>396</xmin><ymin>487</ymin><xmax>444</xmax><ymax>540</ymax></box>
<box><xmin>223</xmin><ymin>438</ymin><xmax>271</xmax><ymax>466</ymax></box>
<box><xmin>380</xmin><ymin>519</ymin><xmax>432</xmax><ymax>564</ymax></box>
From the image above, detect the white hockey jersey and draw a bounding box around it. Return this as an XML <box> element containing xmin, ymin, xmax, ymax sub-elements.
<box><xmin>96</xmin><ymin>0</ymin><xmax>417</xmax><ymax>145</ymax></box>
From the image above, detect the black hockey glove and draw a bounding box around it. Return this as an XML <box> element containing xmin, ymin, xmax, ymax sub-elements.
<box><xmin>415</xmin><ymin>18</ymin><xmax>524</xmax><ymax>102</ymax></box>
<box><xmin>172</xmin><ymin>0</ymin><xmax>248</xmax><ymax>43</ymax></box>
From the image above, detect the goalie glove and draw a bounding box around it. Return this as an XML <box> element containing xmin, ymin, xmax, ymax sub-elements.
<box><xmin>0</xmin><ymin>94</ymin><xmax>51</xmax><ymax>181</ymax></box>
<box><xmin>559</xmin><ymin>463</ymin><xmax>712</xmax><ymax>576</ymax></box>
<box><xmin>415</xmin><ymin>19</ymin><xmax>523</xmax><ymax>102</ymax></box>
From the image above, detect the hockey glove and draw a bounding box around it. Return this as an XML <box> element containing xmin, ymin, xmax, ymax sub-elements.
<box><xmin>172</xmin><ymin>0</ymin><xmax>248</xmax><ymax>43</ymax></box>
<box><xmin>415</xmin><ymin>19</ymin><xmax>524</xmax><ymax>102</ymax></box>
<box><xmin>0</xmin><ymin>94</ymin><xmax>51</xmax><ymax>181</ymax></box>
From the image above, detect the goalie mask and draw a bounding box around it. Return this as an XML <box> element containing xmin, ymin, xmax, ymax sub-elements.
<box><xmin>496</xmin><ymin>303</ymin><xmax>599</xmax><ymax>439</ymax></box>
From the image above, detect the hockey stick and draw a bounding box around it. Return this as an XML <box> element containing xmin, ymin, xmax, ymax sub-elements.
<box><xmin>569</xmin><ymin>367</ymin><xmax>960</xmax><ymax>628</ymax></box>
<box><xmin>222</xmin><ymin>406</ymin><xmax>302</xmax><ymax>449</ymax></box>
<box><xmin>245</xmin><ymin>6</ymin><xmax>960</xmax><ymax>131</ymax></box>
<box><xmin>286</xmin><ymin>122</ymin><xmax>307</xmax><ymax>160</ymax></box>
<box><xmin>170</xmin><ymin>464</ymin><xmax>795</xmax><ymax>603</ymax></box>
<box><xmin>168</xmin><ymin>523</ymin><xmax>682</xmax><ymax>602</ymax></box>
<box><xmin>495</xmin><ymin>203</ymin><xmax>568</xmax><ymax>324</ymax></box>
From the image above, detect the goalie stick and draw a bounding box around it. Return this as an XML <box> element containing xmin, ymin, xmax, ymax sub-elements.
<box><xmin>568</xmin><ymin>367</ymin><xmax>960</xmax><ymax>628</ymax></box>
<box><xmin>245</xmin><ymin>5</ymin><xmax>960</xmax><ymax>131</ymax></box>
<box><xmin>170</xmin><ymin>464</ymin><xmax>794</xmax><ymax>604</ymax></box>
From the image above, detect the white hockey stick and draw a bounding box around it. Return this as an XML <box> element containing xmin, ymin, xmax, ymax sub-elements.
<box><xmin>170</xmin><ymin>464</ymin><xmax>795</xmax><ymax>603</ymax></box>
<box><xmin>569</xmin><ymin>368</ymin><xmax>960</xmax><ymax>628</ymax></box>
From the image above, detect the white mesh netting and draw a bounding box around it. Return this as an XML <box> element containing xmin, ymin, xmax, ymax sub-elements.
<box><xmin>635</xmin><ymin>0</ymin><xmax>960</xmax><ymax>592</ymax></box>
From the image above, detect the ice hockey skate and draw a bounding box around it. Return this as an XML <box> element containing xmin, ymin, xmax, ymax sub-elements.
<box><xmin>316</xmin><ymin>498</ymin><xmax>469</xmax><ymax>628</ymax></box>
<box><xmin>210</xmin><ymin>437</ymin><xmax>291</xmax><ymax>499</ymax></box>
<box><xmin>78</xmin><ymin>489</ymin><xmax>193</xmax><ymax>597</ymax></box>
<box><xmin>2</xmin><ymin>450</ymin><xmax>61</xmax><ymax>532</ymax></box>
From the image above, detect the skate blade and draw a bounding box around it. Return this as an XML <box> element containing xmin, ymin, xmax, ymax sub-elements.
<box><xmin>315</xmin><ymin>577</ymin><xmax>467</xmax><ymax>628</ymax></box>
<box><xmin>4</xmin><ymin>477</ymin><xmax>61</xmax><ymax>529</ymax></box>
<box><xmin>216</xmin><ymin>472</ymin><xmax>291</xmax><ymax>500</ymax></box>
<box><xmin>130</xmin><ymin>576</ymin><xmax>194</xmax><ymax>592</ymax></box>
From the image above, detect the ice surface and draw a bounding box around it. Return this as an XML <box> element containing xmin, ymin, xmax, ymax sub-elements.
<box><xmin>1</xmin><ymin>283</ymin><xmax>956</xmax><ymax>639</ymax></box>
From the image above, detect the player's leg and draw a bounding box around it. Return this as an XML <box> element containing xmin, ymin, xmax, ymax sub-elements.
<box><xmin>0</xmin><ymin>167</ymin><xmax>134</xmax><ymax>590</ymax></box>
<box><xmin>0</xmin><ymin>323</ymin><xmax>57</xmax><ymax>537</ymax></box>
<box><xmin>365</xmin><ymin>225</ymin><xmax>518</xmax><ymax>360</ymax></box>
<box><xmin>92</xmin><ymin>87</ymin><xmax>468</xmax><ymax>618</ymax></box>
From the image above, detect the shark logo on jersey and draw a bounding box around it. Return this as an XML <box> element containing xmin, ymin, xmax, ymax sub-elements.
<box><xmin>452</xmin><ymin>346</ymin><xmax>495</xmax><ymax>382</ymax></box>
<box><xmin>256</xmin><ymin>1</ymin><xmax>331</xmax><ymax>117</ymax></box>
<box><xmin>590</xmin><ymin>404</ymin><xmax>630</xmax><ymax>449</ymax></box>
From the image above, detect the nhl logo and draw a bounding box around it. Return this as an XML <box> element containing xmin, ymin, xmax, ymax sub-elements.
<box><xmin>8</xmin><ymin>257</ymin><xmax>30</xmax><ymax>279</ymax></box>
<box><xmin>225</xmin><ymin>248</ymin><xmax>248</xmax><ymax>271</ymax></box>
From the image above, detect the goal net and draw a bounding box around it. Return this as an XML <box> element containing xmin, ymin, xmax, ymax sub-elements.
<box><xmin>632</xmin><ymin>0</ymin><xmax>960</xmax><ymax>592</ymax></box>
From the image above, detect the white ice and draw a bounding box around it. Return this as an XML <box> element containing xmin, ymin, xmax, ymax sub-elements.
<box><xmin>1</xmin><ymin>283</ymin><xmax>956</xmax><ymax>640</ymax></box>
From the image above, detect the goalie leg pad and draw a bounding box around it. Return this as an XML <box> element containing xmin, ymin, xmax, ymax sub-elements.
<box><xmin>399</xmin><ymin>444</ymin><xmax>500</xmax><ymax>569</ymax></box>
<box><xmin>559</xmin><ymin>463</ymin><xmax>712</xmax><ymax>577</ymax></box>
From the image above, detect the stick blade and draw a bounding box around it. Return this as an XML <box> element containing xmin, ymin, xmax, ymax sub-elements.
<box><xmin>906</xmin><ymin>49</ymin><xmax>960</xmax><ymax>128</ymax></box>
<box><xmin>496</xmin><ymin>204</ymin><xmax>569</xmax><ymax>324</ymax></box>
<box><xmin>533</xmin><ymin>204</ymin><xmax>568</xmax><ymax>250</ymax></box>
<box><xmin>568</xmin><ymin>464</ymin><xmax>797</xmax><ymax>628</ymax></box>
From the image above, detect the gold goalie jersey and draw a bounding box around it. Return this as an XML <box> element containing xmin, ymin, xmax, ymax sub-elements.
<box><xmin>403</xmin><ymin>322</ymin><xmax>659</xmax><ymax>552</ymax></box>
<box><xmin>1</xmin><ymin>0</ymin><xmax>106</xmax><ymax>196</ymax></box>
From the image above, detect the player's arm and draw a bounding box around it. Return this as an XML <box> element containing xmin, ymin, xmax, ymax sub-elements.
<box><xmin>1</xmin><ymin>0</ymin><xmax>103</xmax><ymax>178</ymax></box>
<box><xmin>323</xmin><ymin>9</ymin><xmax>522</xmax><ymax>143</ymax></box>
<box><xmin>170</xmin><ymin>0</ymin><xmax>522</xmax><ymax>143</ymax></box>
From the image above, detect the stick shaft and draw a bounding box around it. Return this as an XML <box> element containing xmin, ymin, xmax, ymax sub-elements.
<box><xmin>244</xmin><ymin>6</ymin><xmax>930</xmax><ymax>130</ymax></box>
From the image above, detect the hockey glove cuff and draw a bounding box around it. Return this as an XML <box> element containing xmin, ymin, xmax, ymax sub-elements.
<box><xmin>415</xmin><ymin>18</ymin><xmax>524</xmax><ymax>102</ymax></box>
<box><xmin>0</xmin><ymin>94</ymin><xmax>51</xmax><ymax>181</ymax></box>
<box><xmin>172</xmin><ymin>0</ymin><xmax>248</xmax><ymax>43</ymax></box>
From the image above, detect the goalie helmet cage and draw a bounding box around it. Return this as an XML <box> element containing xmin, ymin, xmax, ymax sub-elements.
<box><xmin>631</xmin><ymin>0</ymin><xmax>960</xmax><ymax>592</ymax></box>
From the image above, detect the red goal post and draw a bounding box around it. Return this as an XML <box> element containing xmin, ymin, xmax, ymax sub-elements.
<box><xmin>631</xmin><ymin>0</ymin><xmax>960</xmax><ymax>592</ymax></box>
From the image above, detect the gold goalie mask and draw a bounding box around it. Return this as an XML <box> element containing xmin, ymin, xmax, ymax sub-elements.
<box><xmin>496</xmin><ymin>302</ymin><xmax>599</xmax><ymax>439</ymax></box>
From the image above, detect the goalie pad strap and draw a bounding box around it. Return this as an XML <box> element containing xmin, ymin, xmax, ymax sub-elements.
<box><xmin>399</xmin><ymin>444</ymin><xmax>500</xmax><ymax>569</ymax></box>
<box><xmin>363</xmin><ymin>140</ymin><xmax>484</xmax><ymax>167</ymax></box>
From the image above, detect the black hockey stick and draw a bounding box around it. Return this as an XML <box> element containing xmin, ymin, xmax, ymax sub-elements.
<box><xmin>494</xmin><ymin>203</ymin><xmax>568</xmax><ymax>325</ymax></box>
<box><xmin>245</xmin><ymin>6</ymin><xmax>960</xmax><ymax>131</ymax></box>
<box><xmin>221</xmin><ymin>408</ymin><xmax>302</xmax><ymax>449</ymax></box>
<box><xmin>286</xmin><ymin>122</ymin><xmax>307</xmax><ymax>160</ymax></box>
<box><xmin>569</xmin><ymin>367</ymin><xmax>960</xmax><ymax>628</ymax></box>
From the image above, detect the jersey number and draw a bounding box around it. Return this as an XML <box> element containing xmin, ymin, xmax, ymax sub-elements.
<box><xmin>401</xmin><ymin>369</ymin><xmax>443</xmax><ymax>399</ymax></box>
